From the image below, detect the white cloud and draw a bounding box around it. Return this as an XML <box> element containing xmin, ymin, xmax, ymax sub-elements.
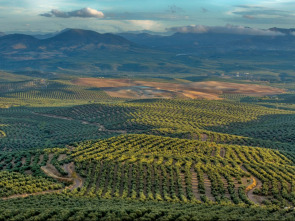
<box><xmin>228</xmin><ymin>4</ymin><xmax>293</xmax><ymax>20</ymax></box>
<box><xmin>167</xmin><ymin>24</ymin><xmax>285</xmax><ymax>36</ymax></box>
<box><xmin>40</xmin><ymin>7</ymin><xmax>104</xmax><ymax>18</ymax></box>
<box><xmin>127</xmin><ymin>20</ymin><xmax>163</xmax><ymax>31</ymax></box>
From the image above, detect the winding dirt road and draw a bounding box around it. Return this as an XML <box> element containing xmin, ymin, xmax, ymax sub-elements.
<box><xmin>1</xmin><ymin>189</ymin><xmax>62</xmax><ymax>200</ymax></box>
<box><xmin>1</xmin><ymin>162</ymin><xmax>83</xmax><ymax>200</ymax></box>
<box><xmin>63</xmin><ymin>163</ymin><xmax>83</xmax><ymax>190</ymax></box>
<box><xmin>241</xmin><ymin>165</ymin><xmax>264</xmax><ymax>205</ymax></box>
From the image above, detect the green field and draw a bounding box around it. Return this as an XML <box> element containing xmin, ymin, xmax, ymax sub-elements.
<box><xmin>0</xmin><ymin>73</ymin><xmax>295</xmax><ymax>220</ymax></box>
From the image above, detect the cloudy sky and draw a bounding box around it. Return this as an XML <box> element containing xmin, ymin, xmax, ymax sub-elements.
<box><xmin>0</xmin><ymin>0</ymin><xmax>294</xmax><ymax>34</ymax></box>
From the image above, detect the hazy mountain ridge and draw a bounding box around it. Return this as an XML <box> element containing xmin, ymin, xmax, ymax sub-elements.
<box><xmin>0</xmin><ymin>29</ymin><xmax>192</xmax><ymax>75</ymax></box>
<box><xmin>269</xmin><ymin>27</ymin><xmax>295</xmax><ymax>35</ymax></box>
<box><xmin>1</xmin><ymin>28</ymin><xmax>295</xmax><ymax>76</ymax></box>
<box><xmin>119</xmin><ymin>30</ymin><xmax>295</xmax><ymax>54</ymax></box>
<box><xmin>0</xmin><ymin>29</ymin><xmax>134</xmax><ymax>54</ymax></box>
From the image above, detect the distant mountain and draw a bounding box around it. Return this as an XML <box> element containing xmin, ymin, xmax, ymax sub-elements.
<box><xmin>0</xmin><ymin>29</ymin><xmax>191</xmax><ymax>75</ymax></box>
<box><xmin>0</xmin><ymin>34</ymin><xmax>39</xmax><ymax>52</ymax></box>
<box><xmin>1</xmin><ymin>28</ymin><xmax>295</xmax><ymax>76</ymax></box>
<box><xmin>41</xmin><ymin>29</ymin><xmax>133</xmax><ymax>51</ymax></box>
<box><xmin>0</xmin><ymin>29</ymin><xmax>133</xmax><ymax>53</ymax></box>
<box><xmin>269</xmin><ymin>27</ymin><xmax>295</xmax><ymax>35</ymax></box>
<box><xmin>0</xmin><ymin>32</ymin><xmax>5</xmax><ymax>37</ymax></box>
<box><xmin>34</xmin><ymin>31</ymin><xmax>62</xmax><ymax>39</ymax></box>
<box><xmin>118</xmin><ymin>33</ymin><xmax>165</xmax><ymax>48</ymax></box>
<box><xmin>119</xmin><ymin>32</ymin><xmax>295</xmax><ymax>55</ymax></box>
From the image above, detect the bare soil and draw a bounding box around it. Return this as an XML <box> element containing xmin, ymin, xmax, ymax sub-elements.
<box><xmin>211</xmin><ymin>147</ymin><xmax>216</xmax><ymax>157</ymax></box>
<box><xmin>111</xmin><ymin>164</ymin><xmax>118</xmax><ymax>196</ymax></box>
<box><xmin>38</xmin><ymin>154</ymin><xmax>44</xmax><ymax>165</ymax></box>
<box><xmin>58</xmin><ymin>154</ymin><xmax>67</xmax><ymax>161</ymax></box>
<box><xmin>30</xmin><ymin>156</ymin><xmax>34</xmax><ymax>166</ymax></box>
<box><xmin>95</xmin><ymin>162</ymin><xmax>104</xmax><ymax>192</ymax></box>
<box><xmin>119</xmin><ymin>164</ymin><xmax>126</xmax><ymax>196</ymax></box>
<box><xmin>143</xmin><ymin>165</ymin><xmax>148</xmax><ymax>197</ymax></box>
<box><xmin>2</xmin><ymin>189</ymin><xmax>62</xmax><ymax>200</ymax></box>
<box><xmin>203</xmin><ymin>174</ymin><xmax>215</xmax><ymax>201</ymax></box>
<box><xmin>42</xmin><ymin>165</ymin><xmax>63</xmax><ymax>179</ymax></box>
<box><xmin>63</xmin><ymin>163</ymin><xmax>84</xmax><ymax>189</ymax></box>
<box><xmin>73</xmin><ymin>78</ymin><xmax>285</xmax><ymax>100</ymax></box>
<box><xmin>158</xmin><ymin>167</ymin><xmax>164</xmax><ymax>198</ymax></box>
<box><xmin>47</xmin><ymin>154</ymin><xmax>54</xmax><ymax>166</ymax></box>
<box><xmin>220</xmin><ymin>148</ymin><xmax>226</xmax><ymax>158</ymax></box>
<box><xmin>201</xmin><ymin>134</ymin><xmax>208</xmax><ymax>142</ymax></box>
<box><xmin>2</xmin><ymin>162</ymin><xmax>82</xmax><ymax>200</ymax></box>
<box><xmin>241</xmin><ymin>165</ymin><xmax>265</xmax><ymax>205</ymax></box>
<box><xmin>191</xmin><ymin>168</ymin><xmax>201</xmax><ymax>200</ymax></box>
<box><xmin>221</xmin><ymin>177</ymin><xmax>232</xmax><ymax>201</ymax></box>
<box><xmin>73</xmin><ymin>78</ymin><xmax>133</xmax><ymax>88</ymax></box>
<box><xmin>127</xmin><ymin>165</ymin><xmax>133</xmax><ymax>197</ymax></box>
<box><xmin>24</xmin><ymin>170</ymin><xmax>33</xmax><ymax>175</ymax></box>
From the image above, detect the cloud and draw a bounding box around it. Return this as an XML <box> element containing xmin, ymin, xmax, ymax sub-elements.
<box><xmin>167</xmin><ymin>5</ymin><xmax>184</xmax><ymax>14</ymax></box>
<box><xmin>229</xmin><ymin>5</ymin><xmax>293</xmax><ymax>20</ymax></box>
<box><xmin>167</xmin><ymin>24</ymin><xmax>284</xmax><ymax>36</ymax></box>
<box><xmin>40</xmin><ymin>7</ymin><xmax>104</xmax><ymax>18</ymax></box>
<box><xmin>243</xmin><ymin>15</ymin><xmax>255</xmax><ymax>19</ymax></box>
<box><xmin>127</xmin><ymin>20</ymin><xmax>163</xmax><ymax>31</ymax></box>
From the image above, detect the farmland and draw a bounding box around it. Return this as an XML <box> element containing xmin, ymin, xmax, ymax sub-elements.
<box><xmin>73</xmin><ymin>78</ymin><xmax>285</xmax><ymax>99</ymax></box>
<box><xmin>0</xmin><ymin>74</ymin><xmax>295</xmax><ymax>220</ymax></box>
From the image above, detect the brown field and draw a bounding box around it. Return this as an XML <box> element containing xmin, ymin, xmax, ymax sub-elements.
<box><xmin>73</xmin><ymin>78</ymin><xmax>133</xmax><ymax>88</ymax></box>
<box><xmin>73</xmin><ymin>78</ymin><xmax>284</xmax><ymax>100</ymax></box>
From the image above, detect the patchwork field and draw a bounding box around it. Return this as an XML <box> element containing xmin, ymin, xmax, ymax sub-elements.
<box><xmin>73</xmin><ymin>78</ymin><xmax>285</xmax><ymax>99</ymax></box>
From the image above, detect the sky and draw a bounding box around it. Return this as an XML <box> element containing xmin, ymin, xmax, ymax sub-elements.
<box><xmin>0</xmin><ymin>0</ymin><xmax>295</xmax><ymax>34</ymax></box>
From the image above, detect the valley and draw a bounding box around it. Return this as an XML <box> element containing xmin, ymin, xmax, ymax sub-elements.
<box><xmin>73</xmin><ymin>78</ymin><xmax>285</xmax><ymax>99</ymax></box>
<box><xmin>0</xmin><ymin>27</ymin><xmax>295</xmax><ymax>220</ymax></box>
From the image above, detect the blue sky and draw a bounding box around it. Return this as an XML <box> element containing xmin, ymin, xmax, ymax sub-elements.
<box><xmin>0</xmin><ymin>0</ymin><xmax>294</xmax><ymax>34</ymax></box>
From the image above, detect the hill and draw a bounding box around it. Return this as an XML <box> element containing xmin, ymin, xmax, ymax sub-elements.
<box><xmin>0</xmin><ymin>78</ymin><xmax>295</xmax><ymax>219</ymax></box>
<box><xmin>0</xmin><ymin>29</ymin><xmax>133</xmax><ymax>54</ymax></box>
<box><xmin>1</xmin><ymin>26</ymin><xmax>295</xmax><ymax>220</ymax></box>
<box><xmin>0</xmin><ymin>133</ymin><xmax>294</xmax><ymax>207</ymax></box>
<box><xmin>0</xmin><ymin>29</ymin><xmax>197</xmax><ymax>75</ymax></box>
<box><xmin>1</xmin><ymin>28</ymin><xmax>295</xmax><ymax>83</ymax></box>
<box><xmin>119</xmin><ymin>31</ymin><xmax>295</xmax><ymax>54</ymax></box>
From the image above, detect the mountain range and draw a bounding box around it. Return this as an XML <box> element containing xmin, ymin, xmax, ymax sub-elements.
<box><xmin>0</xmin><ymin>28</ymin><xmax>295</xmax><ymax>76</ymax></box>
<box><xmin>0</xmin><ymin>29</ymin><xmax>133</xmax><ymax>54</ymax></box>
<box><xmin>119</xmin><ymin>30</ymin><xmax>295</xmax><ymax>55</ymax></box>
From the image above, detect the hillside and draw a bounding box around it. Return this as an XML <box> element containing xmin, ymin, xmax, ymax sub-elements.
<box><xmin>2</xmin><ymin>0</ymin><xmax>295</xmax><ymax>218</ymax></box>
<box><xmin>0</xmin><ymin>133</ymin><xmax>294</xmax><ymax>212</ymax></box>
<box><xmin>1</xmin><ymin>29</ymin><xmax>295</xmax><ymax>84</ymax></box>
<box><xmin>0</xmin><ymin>29</ymin><xmax>133</xmax><ymax>51</ymax></box>
<box><xmin>0</xmin><ymin>29</ymin><xmax>199</xmax><ymax>76</ymax></box>
<box><xmin>0</xmin><ymin>74</ymin><xmax>294</xmax><ymax>220</ymax></box>
<box><xmin>119</xmin><ymin>31</ymin><xmax>295</xmax><ymax>54</ymax></box>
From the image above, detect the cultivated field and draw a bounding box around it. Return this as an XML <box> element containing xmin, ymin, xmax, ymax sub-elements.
<box><xmin>0</xmin><ymin>74</ymin><xmax>295</xmax><ymax>220</ymax></box>
<box><xmin>73</xmin><ymin>78</ymin><xmax>284</xmax><ymax>99</ymax></box>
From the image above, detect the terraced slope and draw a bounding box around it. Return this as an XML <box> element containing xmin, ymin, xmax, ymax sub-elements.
<box><xmin>0</xmin><ymin>107</ymin><xmax>120</xmax><ymax>150</ymax></box>
<box><xmin>68</xmin><ymin>134</ymin><xmax>295</xmax><ymax>206</ymax></box>
<box><xmin>43</xmin><ymin>100</ymin><xmax>295</xmax><ymax>151</ymax></box>
<box><xmin>1</xmin><ymin>135</ymin><xmax>294</xmax><ymax>206</ymax></box>
<box><xmin>0</xmin><ymin>79</ymin><xmax>123</xmax><ymax>108</ymax></box>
